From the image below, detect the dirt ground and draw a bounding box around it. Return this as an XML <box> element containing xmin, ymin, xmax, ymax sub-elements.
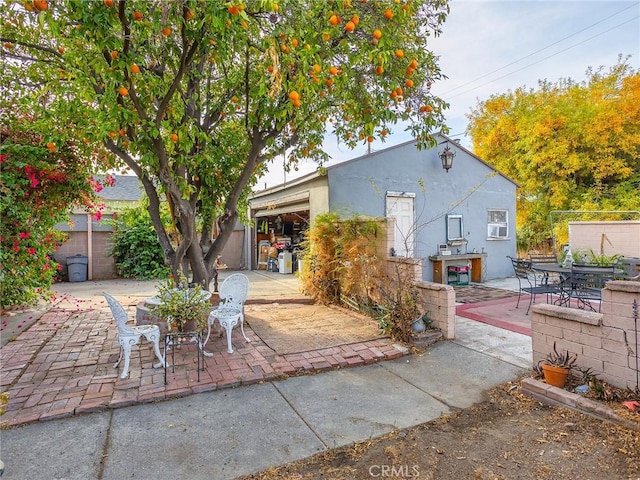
<box><xmin>240</xmin><ymin>379</ymin><xmax>640</xmax><ymax>480</ymax></box>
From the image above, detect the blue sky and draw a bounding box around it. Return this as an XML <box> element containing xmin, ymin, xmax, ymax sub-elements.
<box><xmin>258</xmin><ymin>0</ymin><xmax>640</xmax><ymax>189</ymax></box>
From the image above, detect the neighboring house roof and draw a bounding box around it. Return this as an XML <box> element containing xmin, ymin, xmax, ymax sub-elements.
<box><xmin>252</xmin><ymin>133</ymin><xmax>518</xmax><ymax>199</ymax></box>
<box><xmin>96</xmin><ymin>175</ymin><xmax>144</xmax><ymax>202</ymax></box>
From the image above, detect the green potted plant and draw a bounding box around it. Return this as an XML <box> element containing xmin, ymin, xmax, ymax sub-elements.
<box><xmin>537</xmin><ymin>342</ymin><xmax>577</xmax><ymax>388</ymax></box>
<box><xmin>151</xmin><ymin>275</ymin><xmax>211</xmax><ymax>333</ymax></box>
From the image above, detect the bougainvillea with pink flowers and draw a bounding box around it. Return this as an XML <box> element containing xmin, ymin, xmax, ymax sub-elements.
<box><xmin>0</xmin><ymin>127</ymin><xmax>108</xmax><ymax>308</ymax></box>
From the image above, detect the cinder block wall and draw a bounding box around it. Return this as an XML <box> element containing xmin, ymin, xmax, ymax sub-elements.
<box><xmin>569</xmin><ymin>221</ymin><xmax>640</xmax><ymax>258</ymax></box>
<box><xmin>384</xmin><ymin>256</ymin><xmax>456</xmax><ymax>339</ymax></box>
<box><xmin>54</xmin><ymin>231</ymin><xmax>116</xmax><ymax>280</ymax></box>
<box><xmin>416</xmin><ymin>281</ymin><xmax>455</xmax><ymax>339</ymax></box>
<box><xmin>92</xmin><ymin>233</ymin><xmax>116</xmax><ymax>279</ymax></box>
<box><xmin>531</xmin><ymin>281</ymin><xmax>640</xmax><ymax>389</ymax></box>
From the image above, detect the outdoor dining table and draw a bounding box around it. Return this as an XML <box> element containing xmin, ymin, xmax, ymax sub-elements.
<box><xmin>531</xmin><ymin>263</ymin><xmax>623</xmax><ymax>311</ymax></box>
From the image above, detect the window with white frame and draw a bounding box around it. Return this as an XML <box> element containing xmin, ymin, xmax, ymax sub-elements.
<box><xmin>487</xmin><ymin>209</ymin><xmax>509</xmax><ymax>239</ymax></box>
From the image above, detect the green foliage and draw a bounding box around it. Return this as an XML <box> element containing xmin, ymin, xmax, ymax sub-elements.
<box><xmin>467</xmin><ymin>59</ymin><xmax>640</xmax><ymax>251</ymax></box>
<box><xmin>109</xmin><ymin>207</ymin><xmax>170</xmax><ymax>280</ymax></box>
<box><xmin>570</xmin><ymin>249</ymin><xmax>621</xmax><ymax>266</ymax></box>
<box><xmin>301</xmin><ymin>213</ymin><xmax>423</xmax><ymax>342</ymax></box>
<box><xmin>0</xmin><ymin>125</ymin><xmax>100</xmax><ymax>308</ymax></box>
<box><xmin>1</xmin><ymin>0</ymin><xmax>450</xmax><ymax>286</ymax></box>
<box><xmin>150</xmin><ymin>274</ymin><xmax>210</xmax><ymax>332</ymax></box>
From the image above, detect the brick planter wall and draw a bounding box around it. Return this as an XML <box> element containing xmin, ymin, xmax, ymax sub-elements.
<box><xmin>531</xmin><ymin>280</ymin><xmax>640</xmax><ymax>390</ymax></box>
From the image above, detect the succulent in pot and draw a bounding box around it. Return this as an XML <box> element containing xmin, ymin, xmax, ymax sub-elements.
<box><xmin>537</xmin><ymin>341</ymin><xmax>577</xmax><ymax>388</ymax></box>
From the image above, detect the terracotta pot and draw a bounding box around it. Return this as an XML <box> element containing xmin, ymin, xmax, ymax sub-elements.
<box><xmin>541</xmin><ymin>363</ymin><xmax>570</xmax><ymax>388</ymax></box>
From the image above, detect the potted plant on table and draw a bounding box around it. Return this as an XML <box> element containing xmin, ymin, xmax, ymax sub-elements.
<box><xmin>537</xmin><ymin>342</ymin><xmax>578</xmax><ymax>388</ymax></box>
<box><xmin>151</xmin><ymin>276</ymin><xmax>211</xmax><ymax>333</ymax></box>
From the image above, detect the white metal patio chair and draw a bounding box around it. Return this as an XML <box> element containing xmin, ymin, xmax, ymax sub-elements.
<box><xmin>202</xmin><ymin>273</ymin><xmax>250</xmax><ymax>355</ymax></box>
<box><xmin>104</xmin><ymin>292</ymin><xmax>166</xmax><ymax>379</ymax></box>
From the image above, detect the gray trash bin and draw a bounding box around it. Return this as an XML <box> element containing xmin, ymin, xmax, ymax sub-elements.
<box><xmin>66</xmin><ymin>254</ymin><xmax>88</xmax><ymax>282</ymax></box>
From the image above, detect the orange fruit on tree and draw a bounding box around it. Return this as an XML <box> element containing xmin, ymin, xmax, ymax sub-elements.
<box><xmin>57</xmin><ymin>47</ymin><xmax>64</xmax><ymax>54</ymax></box>
<box><xmin>345</xmin><ymin>21</ymin><xmax>355</xmax><ymax>32</ymax></box>
<box><xmin>405</xmin><ymin>67</ymin><xmax>414</xmax><ymax>76</ymax></box>
<box><xmin>372</xmin><ymin>29</ymin><xmax>382</xmax><ymax>39</ymax></box>
<box><xmin>351</xmin><ymin>14</ymin><xmax>359</xmax><ymax>26</ymax></box>
<box><xmin>322</xmin><ymin>33</ymin><xmax>331</xmax><ymax>42</ymax></box>
<box><xmin>46</xmin><ymin>142</ymin><xmax>55</xmax><ymax>152</ymax></box>
<box><xmin>313</xmin><ymin>64</ymin><xmax>321</xmax><ymax>74</ymax></box>
<box><xmin>329</xmin><ymin>66</ymin><xmax>338</xmax><ymax>75</ymax></box>
<box><xmin>4</xmin><ymin>42</ymin><xmax>13</xmax><ymax>49</ymax></box>
<box><xmin>395</xmin><ymin>86</ymin><xmax>403</xmax><ymax>96</ymax></box>
<box><xmin>133</xmin><ymin>11</ymin><xmax>143</xmax><ymax>21</ymax></box>
<box><xmin>119</xmin><ymin>86</ymin><xmax>129</xmax><ymax>96</ymax></box>
<box><xmin>390</xmin><ymin>90</ymin><xmax>397</xmax><ymax>99</ymax></box>
<box><xmin>110</xmin><ymin>50</ymin><xmax>119</xmax><ymax>60</ymax></box>
<box><xmin>162</xmin><ymin>27</ymin><xmax>171</xmax><ymax>36</ymax></box>
<box><xmin>185</xmin><ymin>9</ymin><xmax>194</xmax><ymax>20</ymax></box>
<box><xmin>33</xmin><ymin>0</ymin><xmax>48</xmax><ymax>11</ymax></box>
<box><xmin>267</xmin><ymin>65</ymin><xmax>274</xmax><ymax>73</ymax></box>
<box><xmin>130</xmin><ymin>63</ymin><xmax>140</xmax><ymax>74</ymax></box>
<box><xmin>291</xmin><ymin>38</ymin><xmax>299</xmax><ymax>48</ymax></box>
<box><xmin>228</xmin><ymin>5</ymin><xmax>239</xmax><ymax>15</ymax></box>
<box><xmin>367</xmin><ymin>136</ymin><xmax>374</xmax><ymax>143</ymax></box>
<box><xmin>420</xmin><ymin>105</ymin><xmax>433</xmax><ymax>113</ymax></box>
<box><xmin>381</xmin><ymin>129</ymin><xmax>388</xmax><ymax>137</ymax></box>
<box><xmin>395</xmin><ymin>49</ymin><xmax>404</xmax><ymax>58</ymax></box>
<box><xmin>109</xmin><ymin>131</ymin><xmax>117</xmax><ymax>138</ymax></box>
<box><xmin>410</xmin><ymin>59</ymin><xmax>418</xmax><ymax>69</ymax></box>
<box><xmin>292</xmin><ymin>98</ymin><xmax>301</xmax><ymax>108</ymax></box>
<box><xmin>405</xmin><ymin>79</ymin><xmax>414</xmax><ymax>88</ymax></box>
<box><xmin>170</xmin><ymin>133</ymin><xmax>178</xmax><ymax>142</ymax></box>
<box><xmin>103</xmin><ymin>0</ymin><xmax>113</xmax><ymax>6</ymax></box>
<box><xmin>384</xmin><ymin>8</ymin><xmax>393</xmax><ymax>19</ymax></box>
<box><xmin>119</xmin><ymin>129</ymin><xmax>126</xmax><ymax>136</ymax></box>
<box><xmin>289</xmin><ymin>90</ymin><xmax>300</xmax><ymax>101</ymax></box>
<box><xmin>325</xmin><ymin>78</ymin><xmax>334</xmax><ymax>87</ymax></box>
<box><xmin>329</xmin><ymin>14</ymin><xmax>339</xmax><ymax>26</ymax></box>
<box><xmin>375</xmin><ymin>65</ymin><xmax>384</xmax><ymax>75</ymax></box>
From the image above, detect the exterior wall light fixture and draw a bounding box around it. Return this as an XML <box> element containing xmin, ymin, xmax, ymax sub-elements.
<box><xmin>439</xmin><ymin>144</ymin><xmax>456</xmax><ymax>172</ymax></box>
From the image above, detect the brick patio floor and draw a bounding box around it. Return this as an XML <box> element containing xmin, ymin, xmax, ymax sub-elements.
<box><xmin>0</xmin><ymin>301</ymin><xmax>408</xmax><ymax>427</ymax></box>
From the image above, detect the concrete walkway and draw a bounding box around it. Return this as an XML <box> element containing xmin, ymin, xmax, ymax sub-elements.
<box><xmin>0</xmin><ymin>275</ymin><xmax>532</xmax><ymax>480</ymax></box>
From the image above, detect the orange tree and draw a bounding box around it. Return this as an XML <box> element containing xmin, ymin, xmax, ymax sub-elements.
<box><xmin>467</xmin><ymin>59</ymin><xmax>640</xmax><ymax>250</ymax></box>
<box><xmin>1</xmin><ymin>0</ymin><xmax>450</xmax><ymax>286</ymax></box>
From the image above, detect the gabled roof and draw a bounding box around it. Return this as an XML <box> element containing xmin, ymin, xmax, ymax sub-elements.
<box><xmin>96</xmin><ymin>175</ymin><xmax>144</xmax><ymax>202</ymax></box>
<box><xmin>253</xmin><ymin>133</ymin><xmax>518</xmax><ymax>199</ymax></box>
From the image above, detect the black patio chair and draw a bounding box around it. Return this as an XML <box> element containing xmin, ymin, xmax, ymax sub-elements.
<box><xmin>616</xmin><ymin>257</ymin><xmax>640</xmax><ymax>281</ymax></box>
<box><xmin>528</xmin><ymin>252</ymin><xmax>559</xmax><ymax>286</ymax></box>
<box><xmin>508</xmin><ymin>256</ymin><xmax>556</xmax><ymax>315</ymax></box>
<box><xmin>568</xmin><ymin>264</ymin><xmax>615</xmax><ymax>312</ymax></box>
